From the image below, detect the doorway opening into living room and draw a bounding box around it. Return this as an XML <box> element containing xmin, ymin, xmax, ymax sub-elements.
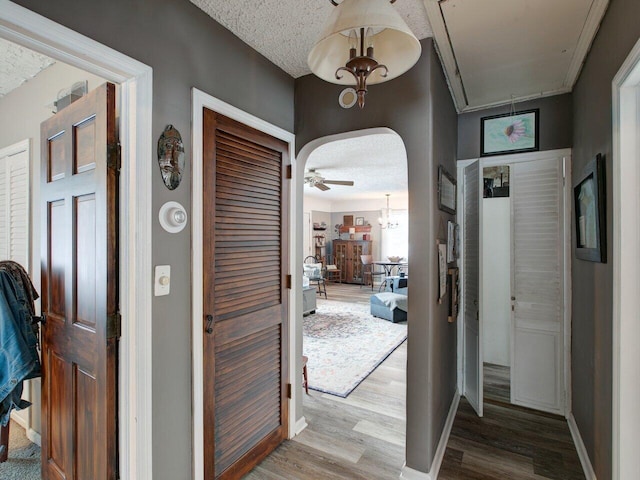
<box><xmin>277</xmin><ymin>128</ymin><xmax>410</xmax><ymax>477</ymax></box>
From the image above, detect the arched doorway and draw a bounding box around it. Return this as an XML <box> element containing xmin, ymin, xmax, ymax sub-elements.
<box><xmin>291</xmin><ymin>127</ymin><xmax>410</xmax><ymax>475</ymax></box>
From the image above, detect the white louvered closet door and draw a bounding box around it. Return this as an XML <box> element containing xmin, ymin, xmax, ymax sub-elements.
<box><xmin>464</xmin><ymin>160</ymin><xmax>482</xmax><ymax>416</ymax></box>
<box><xmin>511</xmin><ymin>157</ymin><xmax>564</xmax><ymax>414</ymax></box>
<box><xmin>0</xmin><ymin>147</ymin><xmax>30</xmax><ymax>269</ymax></box>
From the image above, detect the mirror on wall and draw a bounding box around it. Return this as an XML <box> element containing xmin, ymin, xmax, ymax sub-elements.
<box><xmin>483</xmin><ymin>165</ymin><xmax>510</xmax><ymax>198</ymax></box>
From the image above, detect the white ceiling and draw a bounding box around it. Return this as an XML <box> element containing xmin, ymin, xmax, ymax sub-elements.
<box><xmin>188</xmin><ymin>0</ymin><xmax>608</xmax><ymax>198</ymax></box>
<box><xmin>304</xmin><ymin>132</ymin><xmax>408</xmax><ymax>202</ymax></box>
<box><xmin>0</xmin><ymin>1</ymin><xmax>607</xmax><ymax>203</ymax></box>
<box><xmin>0</xmin><ymin>37</ymin><xmax>55</xmax><ymax>98</ymax></box>
<box><xmin>190</xmin><ymin>0</ymin><xmax>432</xmax><ymax>78</ymax></box>
<box><xmin>425</xmin><ymin>0</ymin><xmax>609</xmax><ymax>111</ymax></box>
<box><xmin>190</xmin><ymin>0</ymin><xmax>608</xmax><ymax>112</ymax></box>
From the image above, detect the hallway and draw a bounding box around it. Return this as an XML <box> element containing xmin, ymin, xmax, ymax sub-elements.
<box><xmin>246</xmin><ymin>282</ymin><xmax>584</xmax><ymax>479</ymax></box>
<box><xmin>246</xmin><ymin>341</ymin><xmax>407</xmax><ymax>479</ymax></box>
<box><xmin>439</xmin><ymin>399</ymin><xmax>584</xmax><ymax>479</ymax></box>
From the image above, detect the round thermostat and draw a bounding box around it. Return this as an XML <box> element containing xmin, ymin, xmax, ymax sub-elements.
<box><xmin>338</xmin><ymin>88</ymin><xmax>357</xmax><ymax>109</ymax></box>
<box><xmin>159</xmin><ymin>201</ymin><xmax>188</xmax><ymax>233</ymax></box>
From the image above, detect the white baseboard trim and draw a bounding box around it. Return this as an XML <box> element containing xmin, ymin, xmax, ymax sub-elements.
<box><xmin>294</xmin><ymin>416</ymin><xmax>308</xmax><ymax>437</ymax></box>
<box><xmin>400</xmin><ymin>390</ymin><xmax>461</xmax><ymax>480</ymax></box>
<box><xmin>567</xmin><ymin>413</ymin><xmax>597</xmax><ymax>480</ymax></box>
<box><xmin>400</xmin><ymin>464</ymin><xmax>432</xmax><ymax>480</ymax></box>
<box><xmin>27</xmin><ymin>428</ymin><xmax>41</xmax><ymax>446</ymax></box>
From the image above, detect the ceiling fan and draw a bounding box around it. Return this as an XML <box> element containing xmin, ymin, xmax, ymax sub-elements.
<box><xmin>304</xmin><ymin>169</ymin><xmax>354</xmax><ymax>191</ymax></box>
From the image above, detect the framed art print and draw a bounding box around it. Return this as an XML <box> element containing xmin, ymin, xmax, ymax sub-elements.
<box><xmin>574</xmin><ymin>154</ymin><xmax>606</xmax><ymax>263</ymax></box>
<box><xmin>481</xmin><ymin>109</ymin><xmax>539</xmax><ymax>157</ymax></box>
<box><xmin>438</xmin><ymin>166</ymin><xmax>457</xmax><ymax>215</ymax></box>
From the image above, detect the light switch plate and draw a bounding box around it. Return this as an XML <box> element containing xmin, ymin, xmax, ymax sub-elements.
<box><xmin>154</xmin><ymin>265</ymin><xmax>171</xmax><ymax>296</ymax></box>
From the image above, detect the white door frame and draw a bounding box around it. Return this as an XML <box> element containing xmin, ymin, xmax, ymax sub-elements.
<box><xmin>612</xmin><ymin>37</ymin><xmax>640</xmax><ymax>480</ymax></box>
<box><xmin>191</xmin><ymin>88</ymin><xmax>297</xmax><ymax>480</ymax></box>
<box><xmin>0</xmin><ymin>2</ymin><xmax>154</xmax><ymax>479</ymax></box>
<box><xmin>457</xmin><ymin>149</ymin><xmax>572</xmax><ymax>416</ymax></box>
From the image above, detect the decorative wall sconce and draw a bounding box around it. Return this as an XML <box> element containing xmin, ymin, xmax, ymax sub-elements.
<box><xmin>308</xmin><ymin>0</ymin><xmax>421</xmax><ymax>108</ymax></box>
<box><xmin>159</xmin><ymin>201</ymin><xmax>187</xmax><ymax>233</ymax></box>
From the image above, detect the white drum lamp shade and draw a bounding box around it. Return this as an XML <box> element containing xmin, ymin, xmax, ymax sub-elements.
<box><xmin>308</xmin><ymin>0</ymin><xmax>422</xmax><ymax>86</ymax></box>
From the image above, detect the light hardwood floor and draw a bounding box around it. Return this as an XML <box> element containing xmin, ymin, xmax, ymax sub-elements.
<box><xmin>247</xmin><ymin>283</ymin><xmax>584</xmax><ymax>479</ymax></box>
<box><xmin>247</xmin><ymin>283</ymin><xmax>406</xmax><ymax>479</ymax></box>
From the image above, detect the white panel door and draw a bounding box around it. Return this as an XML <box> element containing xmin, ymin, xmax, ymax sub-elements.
<box><xmin>464</xmin><ymin>160</ymin><xmax>482</xmax><ymax>416</ymax></box>
<box><xmin>0</xmin><ymin>146</ymin><xmax>30</xmax><ymax>269</ymax></box>
<box><xmin>511</xmin><ymin>157</ymin><xmax>564</xmax><ymax>414</ymax></box>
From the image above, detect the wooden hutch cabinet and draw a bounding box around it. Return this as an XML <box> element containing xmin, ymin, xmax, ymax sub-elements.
<box><xmin>333</xmin><ymin>240</ymin><xmax>372</xmax><ymax>284</ymax></box>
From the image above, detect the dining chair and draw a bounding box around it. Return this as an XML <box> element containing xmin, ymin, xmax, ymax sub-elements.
<box><xmin>324</xmin><ymin>255</ymin><xmax>342</xmax><ymax>283</ymax></box>
<box><xmin>303</xmin><ymin>255</ymin><xmax>327</xmax><ymax>298</ymax></box>
<box><xmin>360</xmin><ymin>255</ymin><xmax>385</xmax><ymax>291</ymax></box>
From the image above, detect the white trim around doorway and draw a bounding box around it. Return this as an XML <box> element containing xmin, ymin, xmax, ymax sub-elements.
<box><xmin>191</xmin><ymin>88</ymin><xmax>297</xmax><ymax>480</ymax></box>
<box><xmin>612</xmin><ymin>37</ymin><xmax>640</xmax><ymax>480</ymax></box>
<box><xmin>0</xmin><ymin>2</ymin><xmax>154</xmax><ymax>478</ymax></box>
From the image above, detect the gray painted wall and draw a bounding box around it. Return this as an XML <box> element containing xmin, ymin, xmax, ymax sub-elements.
<box><xmin>12</xmin><ymin>1</ymin><xmax>294</xmax><ymax>478</ymax></box>
<box><xmin>571</xmin><ymin>0</ymin><xmax>640</xmax><ymax>478</ymax></box>
<box><xmin>295</xmin><ymin>38</ymin><xmax>458</xmax><ymax>473</ymax></box>
<box><xmin>424</xmin><ymin>47</ymin><xmax>458</xmax><ymax>464</ymax></box>
<box><xmin>457</xmin><ymin>94</ymin><xmax>573</xmax><ymax>160</ymax></box>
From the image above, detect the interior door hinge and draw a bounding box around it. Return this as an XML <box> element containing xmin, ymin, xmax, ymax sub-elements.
<box><xmin>285</xmin><ymin>274</ymin><xmax>292</xmax><ymax>289</ymax></box>
<box><xmin>286</xmin><ymin>165</ymin><xmax>292</xmax><ymax>179</ymax></box>
<box><xmin>107</xmin><ymin>312</ymin><xmax>122</xmax><ymax>339</ymax></box>
<box><xmin>287</xmin><ymin>383</ymin><xmax>292</xmax><ymax>399</ymax></box>
<box><xmin>107</xmin><ymin>142</ymin><xmax>121</xmax><ymax>171</ymax></box>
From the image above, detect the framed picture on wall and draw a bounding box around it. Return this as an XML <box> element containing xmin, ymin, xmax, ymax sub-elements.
<box><xmin>481</xmin><ymin>109</ymin><xmax>539</xmax><ymax>156</ymax></box>
<box><xmin>447</xmin><ymin>221</ymin><xmax>458</xmax><ymax>263</ymax></box>
<box><xmin>438</xmin><ymin>166</ymin><xmax>456</xmax><ymax>215</ymax></box>
<box><xmin>355</xmin><ymin>217</ymin><xmax>364</xmax><ymax>226</ymax></box>
<box><xmin>574</xmin><ymin>153</ymin><xmax>606</xmax><ymax>263</ymax></box>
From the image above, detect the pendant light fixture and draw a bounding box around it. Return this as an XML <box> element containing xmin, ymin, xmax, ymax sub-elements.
<box><xmin>308</xmin><ymin>0</ymin><xmax>421</xmax><ymax>108</ymax></box>
<box><xmin>378</xmin><ymin>194</ymin><xmax>399</xmax><ymax>229</ymax></box>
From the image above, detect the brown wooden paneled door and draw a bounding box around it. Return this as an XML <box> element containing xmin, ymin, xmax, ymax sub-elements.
<box><xmin>40</xmin><ymin>83</ymin><xmax>118</xmax><ymax>480</ymax></box>
<box><xmin>203</xmin><ymin>109</ymin><xmax>289</xmax><ymax>479</ymax></box>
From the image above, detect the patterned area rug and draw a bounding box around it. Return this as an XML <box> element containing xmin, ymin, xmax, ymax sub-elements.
<box><xmin>303</xmin><ymin>300</ymin><xmax>407</xmax><ymax>397</ymax></box>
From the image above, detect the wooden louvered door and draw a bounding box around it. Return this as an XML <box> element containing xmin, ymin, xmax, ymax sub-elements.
<box><xmin>203</xmin><ymin>109</ymin><xmax>289</xmax><ymax>479</ymax></box>
<box><xmin>40</xmin><ymin>82</ymin><xmax>118</xmax><ymax>479</ymax></box>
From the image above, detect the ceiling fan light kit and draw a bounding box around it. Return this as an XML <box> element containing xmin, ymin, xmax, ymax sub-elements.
<box><xmin>304</xmin><ymin>169</ymin><xmax>355</xmax><ymax>191</ymax></box>
<box><xmin>308</xmin><ymin>0</ymin><xmax>421</xmax><ymax>108</ymax></box>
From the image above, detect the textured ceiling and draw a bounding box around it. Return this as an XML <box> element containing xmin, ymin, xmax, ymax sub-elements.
<box><xmin>304</xmin><ymin>132</ymin><xmax>408</xmax><ymax>201</ymax></box>
<box><xmin>190</xmin><ymin>0</ymin><xmax>432</xmax><ymax>78</ymax></box>
<box><xmin>0</xmin><ymin>37</ymin><xmax>55</xmax><ymax>98</ymax></box>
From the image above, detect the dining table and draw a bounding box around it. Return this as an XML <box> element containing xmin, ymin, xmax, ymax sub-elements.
<box><xmin>373</xmin><ymin>261</ymin><xmax>408</xmax><ymax>277</ymax></box>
